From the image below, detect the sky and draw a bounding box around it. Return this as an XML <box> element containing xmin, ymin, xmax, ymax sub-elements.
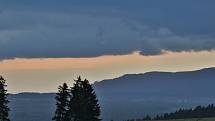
<box><xmin>0</xmin><ymin>0</ymin><xmax>215</xmax><ymax>93</ymax></box>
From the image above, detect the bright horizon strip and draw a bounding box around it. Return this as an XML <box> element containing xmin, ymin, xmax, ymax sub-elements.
<box><xmin>1</xmin><ymin>50</ymin><xmax>215</xmax><ymax>93</ymax></box>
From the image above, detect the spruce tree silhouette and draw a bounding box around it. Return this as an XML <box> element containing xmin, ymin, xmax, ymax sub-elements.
<box><xmin>67</xmin><ymin>76</ymin><xmax>101</xmax><ymax>121</ymax></box>
<box><xmin>0</xmin><ymin>76</ymin><xmax>10</xmax><ymax>121</ymax></box>
<box><xmin>53</xmin><ymin>83</ymin><xmax>70</xmax><ymax>121</ymax></box>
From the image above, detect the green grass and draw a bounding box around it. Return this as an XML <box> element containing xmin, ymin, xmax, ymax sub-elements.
<box><xmin>147</xmin><ymin>117</ymin><xmax>215</xmax><ymax>121</ymax></box>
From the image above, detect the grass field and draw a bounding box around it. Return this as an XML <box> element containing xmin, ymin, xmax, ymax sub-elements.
<box><xmin>147</xmin><ymin>117</ymin><xmax>215</xmax><ymax>121</ymax></box>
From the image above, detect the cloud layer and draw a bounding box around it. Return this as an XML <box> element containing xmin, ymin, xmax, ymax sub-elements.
<box><xmin>0</xmin><ymin>0</ymin><xmax>215</xmax><ymax>59</ymax></box>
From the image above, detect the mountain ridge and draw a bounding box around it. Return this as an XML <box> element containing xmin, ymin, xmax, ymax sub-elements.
<box><xmin>7</xmin><ymin>67</ymin><xmax>215</xmax><ymax>121</ymax></box>
<box><xmin>95</xmin><ymin>67</ymin><xmax>215</xmax><ymax>85</ymax></box>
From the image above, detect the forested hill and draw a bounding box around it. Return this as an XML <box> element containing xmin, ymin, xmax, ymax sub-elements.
<box><xmin>94</xmin><ymin>67</ymin><xmax>215</xmax><ymax>99</ymax></box>
<box><xmin>8</xmin><ymin>68</ymin><xmax>215</xmax><ymax>121</ymax></box>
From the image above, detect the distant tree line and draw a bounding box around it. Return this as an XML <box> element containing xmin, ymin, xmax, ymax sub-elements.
<box><xmin>154</xmin><ymin>104</ymin><xmax>215</xmax><ymax>120</ymax></box>
<box><xmin>124</xmin><ymin>115</ymin><xmax>152</xmax><ymax>121</ymax></box>
<box><xmin>125</xmin><ymin>104</ymin><xmax>215</xmax><ymax>121</ymax></box>
<box><xmin>124</xmin><ymin>115</ymin><xmax>151</xmax><ymax>121</ymax></box>
<box><xmin>53</xmin><ymin>76</ymin><xmax>101</xmax><ymax>121</ymax></box>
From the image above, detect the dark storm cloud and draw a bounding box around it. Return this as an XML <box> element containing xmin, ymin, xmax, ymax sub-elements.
<box><xmin>0</xmin><ymin>0</ymin><xmax>215</xmax><ymax>59</ymax></box>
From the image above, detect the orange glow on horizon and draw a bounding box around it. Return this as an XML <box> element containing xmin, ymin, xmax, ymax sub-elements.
<box><xmin>1</xmin><ymin>50</ymin><xmax>215</xmax><ymax>93</ymax></box>
<box><xmin>1</xmin><ymin>50</ymin><xmax>215</xmax><ymax>71</ymax></box>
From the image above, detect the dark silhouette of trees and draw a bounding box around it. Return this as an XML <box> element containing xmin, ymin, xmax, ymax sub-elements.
<box><xmin>125</xmin><ymin>115</ymin><xmax>151</xmax><ymax>121</ymax></box>
<box><xmin>66</xmin><ymin>77</ymin><xmax>83</xmax><ymax>121</ymax></box>
<box><xmin>0</xmin><ymin>76</ymin><xmax>10</xmax><ymax>121</ymax></box>
<box><xmin>54</xmin><ymin>76</ymin><xmax>101</xmax><ymax>121</ymax></box>
<box><xmin>53</xmin><ymin>83</ymin><xmax>70</xmax><ymax>121</ymax></box>
<box><xmin>67</xmin><ymin>77</ymin><xmax>101</xmax><ymax>121</ymax></box>
<box><xmin>126</xmin><ymin>104</ymin><xmax>215</xmax><ymax>121</ymax></box>
<box><xmin>154</xmin><ymin>104</ymin><xmax>215</xmax><ymax>120</ymax></box>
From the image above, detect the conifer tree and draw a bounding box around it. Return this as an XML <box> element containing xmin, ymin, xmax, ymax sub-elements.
<box><xmin>66</xmin><ymin>77</ymin><xmax>82</xmax><ymax>121</ymax></box>
<box><xmin>0</xmin><ymin>76</ymin><xmax>10</xmax><ymax>121</ymax></box>
<box><xmin>53</xmin><ymin>83</ymin><xmax>70</xmax><ymax>121</ymax></box>
<box><xmin>82</xmin><ymin>78</ymin><xmax>101</xmax><ymax>121</ymax></box>
<box><xmin>67</xmin><ymin>76</ymin><xmax>101</xmax><ymax>121</ymax></box>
